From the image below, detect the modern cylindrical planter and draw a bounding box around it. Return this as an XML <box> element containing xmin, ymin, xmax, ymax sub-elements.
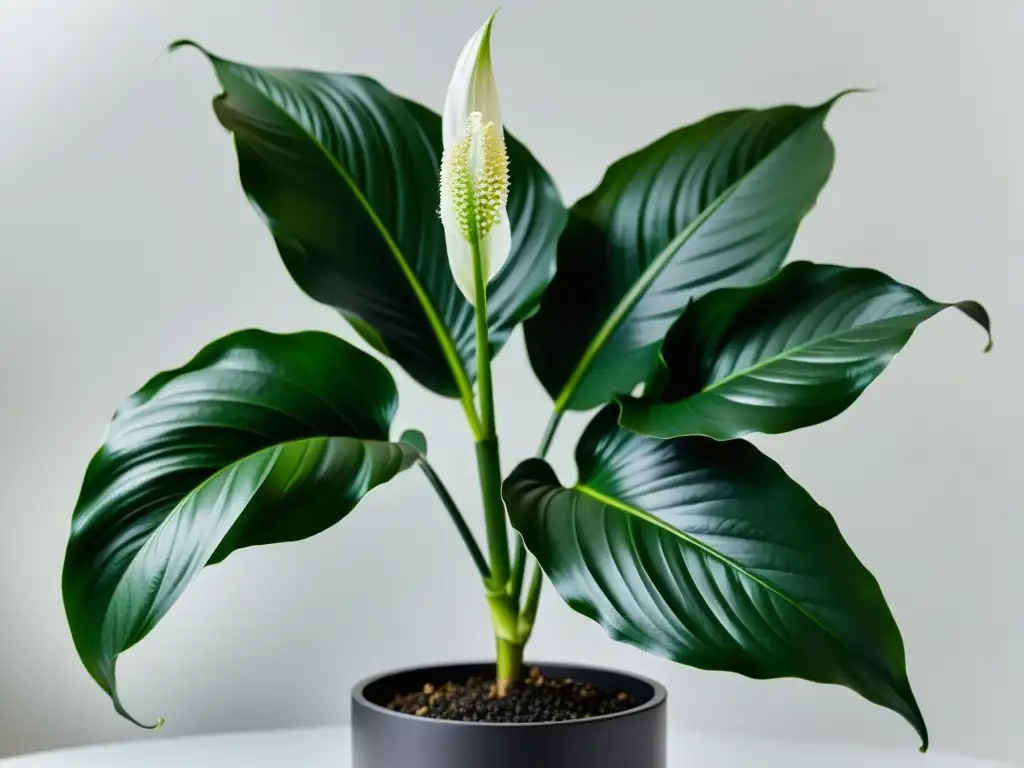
<box><xmin>352</xmin><ymin>662</ymin><xmax>667</xmax><ymax>768</ymax></box>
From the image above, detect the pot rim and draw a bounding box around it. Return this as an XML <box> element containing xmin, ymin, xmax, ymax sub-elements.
<box><xmin>352</xmin><ymin>660</ymin><xmax>668</xmax><ymax>729</ymax></box>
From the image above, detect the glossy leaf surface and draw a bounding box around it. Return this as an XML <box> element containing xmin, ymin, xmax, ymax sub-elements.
<box><xmin>525</xmin><ymin>97</ymin><xmax>844</xmax><ymax>412</ymax></box>
<box><xmin>62</xmin><ymin>330</ymin><xmax>415</xmax><ymax>724</ymax></box>
<box><xmin>620</xmin><ymin>262</ymin><xmax>992</xmax><ymax>439</ymax></box>
<box><xmin>399</xmin><ymin>429</ymin><xmax>428</xmax><ymax>455</ymax></box>
<box><xmin>176</xmin><ymin>42</ymin><xmax>565</xmax><ymax>400</ymax></box>
<box><xmin>504</xmin><ymin>407</ymin><xmax>927</xmax><ymax>748</ymax></box>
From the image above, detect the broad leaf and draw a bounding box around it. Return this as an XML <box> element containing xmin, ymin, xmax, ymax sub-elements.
<box><xmin>619</xmin><ymin>262</ymin><xmax>992</xmax><ymax>440</ymax></box>
<box><xmin>398</xmin><ymin>429</ymin><xmax>428</xmax><ymax>455</ymax></box>
<box><xmin>62</xmin><ymin>330</ymin><xmax>416</xmax><ymax>724</ymax></box>
<box><xmin>525</xmin><ymin>97</ymin><xmax>845</xmax><ymax>412</ymax></box>
<box><xmin>174</xmin><ymin>41</ymin><xmax>566</xmax><ymax>400</ymax></box>
<box><xmin>504</xmin><ymin>406</ymin><xmax>927</xmax><ymax>748</ymax></box>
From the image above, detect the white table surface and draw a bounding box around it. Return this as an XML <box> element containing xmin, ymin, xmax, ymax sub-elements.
<box><xmin>2</xmin><ymin>727</ymin><xmax>1015</xmax><ymax>767</ymax></box>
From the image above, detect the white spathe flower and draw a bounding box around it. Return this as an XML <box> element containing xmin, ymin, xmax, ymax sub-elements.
<box><xmin>440</xmin><ymin>11</ymin><xmax>511</xmax><ymax>306</ymax></box>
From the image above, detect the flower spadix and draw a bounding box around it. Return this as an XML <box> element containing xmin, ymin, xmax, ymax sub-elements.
<box><xmin>440</xmin><ymin>12</ymin><xmax>511</xmax><ymax>305</ymax></box>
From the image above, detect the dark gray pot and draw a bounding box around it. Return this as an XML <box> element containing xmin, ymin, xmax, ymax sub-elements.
<box><xmin>351</xmin><ymin>661</ymin><xmax>667</xmax><ymax>768</ymax></box>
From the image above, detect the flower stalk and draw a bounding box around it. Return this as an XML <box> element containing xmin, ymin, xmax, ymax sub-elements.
<box><xmin>440</xmin><ymin>10</ymin><xmax>528</xmax><ymax>692</ymax></box>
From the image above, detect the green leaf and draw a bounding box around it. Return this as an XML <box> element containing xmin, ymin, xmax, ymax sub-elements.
<box><xmin>619</xmin><ymin>262</ymin><xmax>992</xmax><ymax>440</ymax></box>
<box><xmin>525</xmin><ymin>96</ymin><xmax>846</xmax><ymax>413</ymax></box>
<box><xmin>399</xmin><ymin>429</ymin><xmax>428</xmax><ymax>455</ymax></box>
<box><xmin>504</xmin><ymin>406</ymin><xmax>927</xmax><ymax>749</ymax></box>
<box><xmin>62</xmin><ymin>330</ymin><xmax>416</xmax><ymax>725</ymax></box>
<box><xmin>173</xmin><ymin>41</ymin><xmax>566</xmax><ymax>402</ymax></box>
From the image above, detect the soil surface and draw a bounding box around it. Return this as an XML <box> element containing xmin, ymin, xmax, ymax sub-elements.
<box><xmin>387</xmin><ymin>666</ymin><xmax>637</xmax><ymax>724</ymax></box>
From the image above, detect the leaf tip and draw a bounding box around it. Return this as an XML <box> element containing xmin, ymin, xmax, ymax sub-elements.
<box><xmin>168</xmin><ymin>39</ymin><xmax>214</xmax><ymax>61</ymax></box>
<box><xmin>917</xmin><ymin>724</ymin><xmax>930</xmax><ymax>753</ymax></box>
<box><xmin>399</xmin><ymin>429</ymin><xmax>428</xmax><ymax>456</ymax></box>
<box><xmin>119</xmin><ymin>709</ymin><xmax>166</xmax><ymax>730</ymax></box>
<box><xmin>905</xmin><ymin>697</ymin><xmax>929</xmax><ymax>754</ymax></box>
<box><xmin>113</xmin><ymin>691</ymin><xmax>165</xmax><ymax>730</ymax></box>
<box><xmin>168</xmin><ymin>38</ymin><xmax>196</xmax><ymax>54</ymax></box>
<box><xmin>952</xmin><ymin>300</ymin><xmax>993</xmax><ymax>354</ymax></box>
<box><xmin>822</xmin><ymin>88</ymin><xmax>872</xmax><ymax>112</ymax></box>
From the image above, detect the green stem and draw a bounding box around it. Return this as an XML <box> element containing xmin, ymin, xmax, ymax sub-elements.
<box><xmin>476</xmin><ymin>438</ymin><xmax>508</xmax><ymax>590</ymax></box>
<box><xmin>537</xmin><ymin>409</ymin><xmax>563</xmax><ymax>459</ymax></box>
<box><xmin>415</xmin><ymin>458</ymin><xmax>490</xmax><ymax>581</ymax></box>
<box><xmin>518</xmin><ymin>562</ymin><xmax>543</xmax><ymax>642</ymax></box>
<box><xmin>496</xmin><ymin>637</ymin><xmax>524</xmax><ymax>694</ymax></box>
<box><xmin>508</xmin><ymin>535</ymin><xmax>526</xmax><ymax>604</ymax></box>
<box><xmin>511</xmin><ymin>410</ymin><xmax>566</xmax><ymax>638</ymax></box>
<box><xmin>464</xmin><ymin>176</ymin><xmax>515</xmax><ymax>687</ymax></box>
<box><xmin>470</xmin><ymin>236</ymin><xmax>510</xmax><ymax>591</ymax></box>
<box><xmin>474</xmin><ymin>310</ymin><xmax>496</xmax><ymax>440</ymax></box>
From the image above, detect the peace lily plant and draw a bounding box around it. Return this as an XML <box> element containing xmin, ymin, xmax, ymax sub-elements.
<box><xmin>61</xmin><ymin>12</ymin><xmax>991</xmax><ymax>751</ymax></box>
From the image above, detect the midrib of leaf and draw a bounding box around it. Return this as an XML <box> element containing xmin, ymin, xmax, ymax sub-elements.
<box><xmin>98</xmin><ymin>439</ymin><xmax>283</xmax><ymax>727</ymax></box>
<box><xmin>685</xmin><ymin>303</ymin><xmax>938</xmax><ymax>399</ymax></box>
<box><xmin>101</xmin><ymin>437</ymin><xmax>313</xmax><ymax>641</ymax></box>
<box><xmin>552</xmin><ymin>107</ymin><xmax>827</xmax><ymax>413</ymax></box>
<box><xmin>104</xmin><ymin>436</ymin><xmax>402</xmax><ymax>633</ymax></box>
<box><xmin>196</xmin><ymin>47</ymin><xmax>482</xmax><ymax>435</ymax></box>
<box><xmin>573</xmin><ymin>482</ymin><xmax>901</xmax><ymax>691</ymax></box>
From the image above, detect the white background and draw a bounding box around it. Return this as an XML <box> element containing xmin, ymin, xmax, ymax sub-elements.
<box><xmin>0</xmin><ymin>0</ymin><xmax>1019</xmax><ymax>762</ymax></box>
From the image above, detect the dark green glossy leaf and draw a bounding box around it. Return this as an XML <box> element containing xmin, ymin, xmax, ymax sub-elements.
<box><xmin>619</xmin><ymin>262</ymin><xmax>992</xmax><ymax>440</ymax></box>
<box><xmin>525</xmin><ymin>97</ymin><xmax>846</xmax><ymax>413</ymax></box>
<box><xmin>399</xmin><ymin>429</ymin><xmax>428</xmax><ymax>455</ymax></box>
<box><xmin>62</xmin><ymin>330</ymin><xmax>416</xmax><ymax>725</ymax></box>
<box><xmin>174</xmin><ymin>41</ymin><xmax>566</xmax><ymax>400</ymax></box>
<box><xmin>504</xmin><ymin>406</ymin><xmax>927</xmax><ymax>749</ymax></box>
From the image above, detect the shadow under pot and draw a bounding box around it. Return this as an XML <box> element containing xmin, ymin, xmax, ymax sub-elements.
<box><xmin>351</xmin><ymin>661</ymin><xmax>667</xmax><ymax>768</ymax></box>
